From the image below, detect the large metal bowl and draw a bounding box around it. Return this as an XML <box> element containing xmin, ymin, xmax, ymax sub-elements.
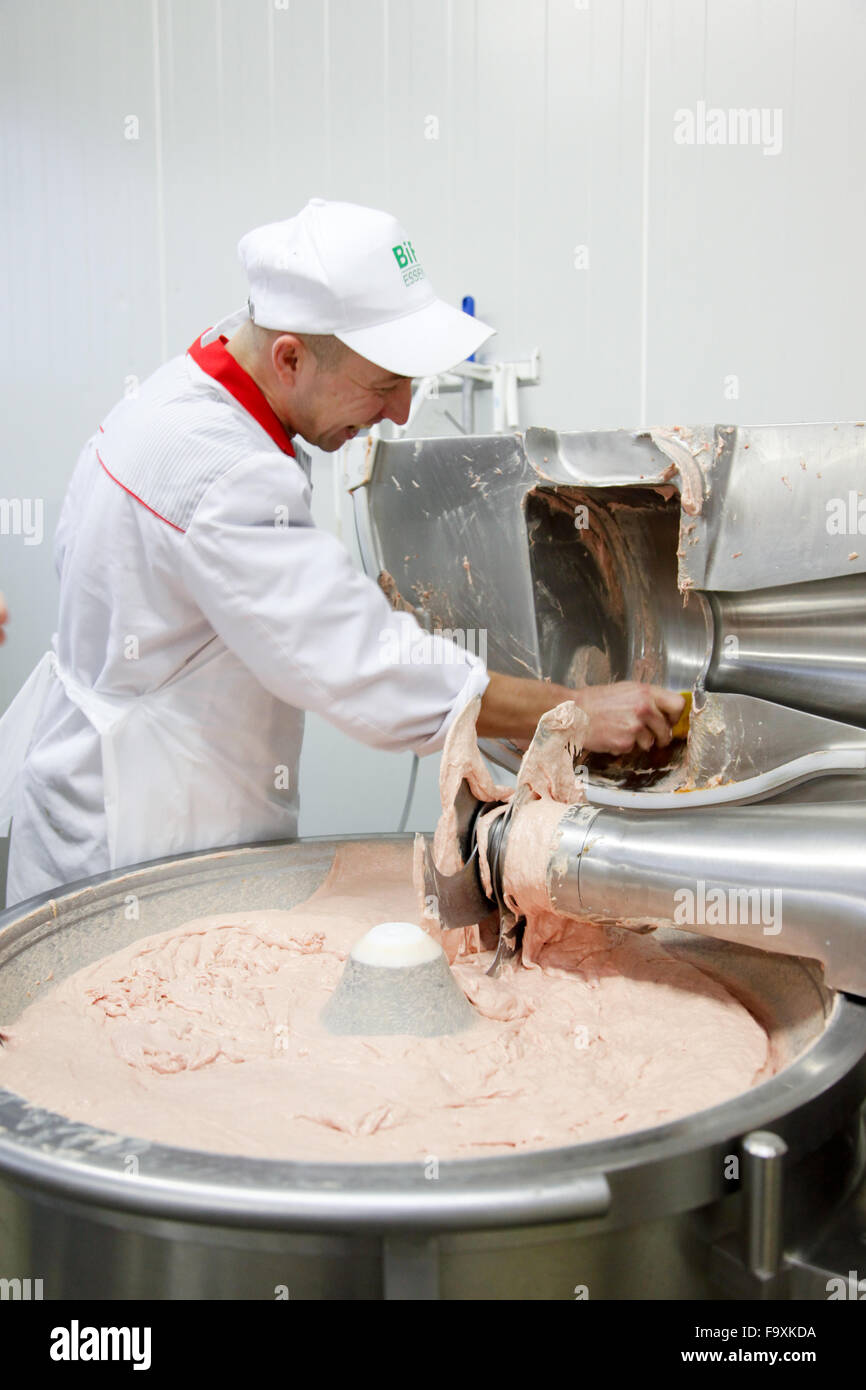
<box><xmin>0</xmin><ymin>836</ymin><xmax>864</xmax><ymax>1300</ymax></box>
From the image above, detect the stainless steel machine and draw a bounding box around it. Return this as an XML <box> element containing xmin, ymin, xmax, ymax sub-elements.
<box><xmin>348</xmin><ymin>421</ymin><xmax>866</xmax><ymax>790</ymax></box>
<box><xmin>0</xmin><ymin>838</ymin><xmax>864</xmax><ymax>1301</ymax></box>
<box><xmin>0</xmin><ymin>421</ymin><xmax>864</xmax><ymax>1300</ymax></box>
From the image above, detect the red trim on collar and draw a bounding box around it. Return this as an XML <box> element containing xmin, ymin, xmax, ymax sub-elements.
<box><xmin>188</xmin><ymin>333</ymin><xmax>296</xmax><ymax>457</ymax></box>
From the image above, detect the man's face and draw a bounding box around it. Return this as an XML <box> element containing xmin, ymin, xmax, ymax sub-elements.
<box><xmin>284</xmin><ymin>342</ymin><xmax>414</xmax><ymax>452</ymax></box>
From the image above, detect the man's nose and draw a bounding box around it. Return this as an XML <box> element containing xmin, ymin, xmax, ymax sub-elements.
<box><xmin>385</xmin><ymin>379</ymin><xmax>413</xmax><ymax>426</ymax></box>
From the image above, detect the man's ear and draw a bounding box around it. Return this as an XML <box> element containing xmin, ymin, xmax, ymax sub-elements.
<box><xmin>271</xmin><ymin>333</ymin><xmax>306</xmax><ymax>386</ymax></box>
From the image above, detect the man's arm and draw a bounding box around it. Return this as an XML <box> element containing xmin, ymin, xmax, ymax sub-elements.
<box><xmin>180</xmin><ymin>455</ymin><xmax>489</xmax><ymax>754</ymax></box>
<box><xmin>477</xmin><ymin>671</ymin><xmax>685</xmax><ymax>755</ymax></box>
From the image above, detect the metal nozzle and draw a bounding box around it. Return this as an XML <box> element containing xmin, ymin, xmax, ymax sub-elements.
<box><xmin>549</xmin><ymin>801</ymin><xmax>866</xmax><ymax>995</ymax></box>
<box><xmin>423</xmin><ymin>778</ymin><xmax>866</xmax><ymax>995</ymax></box>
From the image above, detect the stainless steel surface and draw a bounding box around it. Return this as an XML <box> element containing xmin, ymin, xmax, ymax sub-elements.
<box><xmin>422</xmin><ymin>839</ymin><xmax>490</xmax><ymax>928</ymax></box>
<box><xmin>383</xmin><ymin>1234</ymin><xmax>440</xmax><ymax>1301</ymax></box>
<box><xmin>341</xmin><ymin>418</ymin><xmax>866</xmax><ymax>1296</ymax></box>
<box><xmin>742</xmin><ymin>1131</ymin><xmax>787</xmax><ymax>1281</ymax></box>
<box><xmin>547</xmin><ymin>802</ymin><xmax>866</xmax><ymax>995</ymax></box>
<box><xmin>430</xmin><ymin>763</ymin><xmax>866</xmax><ymax>992</ymax></box>
<box><xmin>525</xmin><ymin>421</ymin><xmax>866</xmax><ymax>594</ymax></box>
<box><xmin>0</xmin><ymin>837</ymin><xmax>865</xmax><ymax>1299</ymax></box>
<box><xmin>584</xmin><ymin>750</ymin><xmax>866</xmax><ymax>808</ymax></box>
<box><xmin>706</xmin><ymin>574</ymin><xmax>866</xmax><ymax>727</ymax></box>
<box><xmin>349</xmin><ymin>423</ymin><xmax>866</xmax><ymax>787</ymax></box>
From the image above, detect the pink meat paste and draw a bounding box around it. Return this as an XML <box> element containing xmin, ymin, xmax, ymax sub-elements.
<box><xmin>0</xmin><ymin>699</ymin><xmax>771</xmax><ymax>1161</ymax></box>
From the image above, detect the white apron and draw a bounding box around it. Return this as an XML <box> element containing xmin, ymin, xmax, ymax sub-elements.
<box><xmin>0</xmin><ymin>638</ymin><xmax>301</xmax><ymax>883</ymax></box>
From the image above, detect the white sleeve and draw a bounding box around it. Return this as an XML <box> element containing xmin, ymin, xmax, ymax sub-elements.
<box><xmin>179</xmin><ymin>449</ymin><xmax>489</xmax><ymax>754</ymax></box>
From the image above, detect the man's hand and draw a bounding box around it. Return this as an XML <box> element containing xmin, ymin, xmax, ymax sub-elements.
<box><xmin>0</xmin><ymin>592</ymin><xmax>8</xmax><ymax>647</ymax></box>
<box><xmin>477</xmin><ymin>671</ymin><xmax>685</xmax><ymax>756</ymax></box>
<box><xmin>570</xmin><ymin>681</ymin><xmax>684</xmax><ymax>754</ymax></box>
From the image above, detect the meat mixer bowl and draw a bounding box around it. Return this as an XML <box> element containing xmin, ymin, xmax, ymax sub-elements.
<box><xmin>0</xmin><ymin>836</ymin><xmax>864</xmax><ymax>1301</ymax></box>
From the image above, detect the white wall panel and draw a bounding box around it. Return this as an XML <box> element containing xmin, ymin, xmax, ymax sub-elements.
<box><xmin>1</xmin><ymin>0</ymin><xmax>864</xmax><ymax>862</ymax></box>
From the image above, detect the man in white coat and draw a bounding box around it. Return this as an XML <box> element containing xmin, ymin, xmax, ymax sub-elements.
<box><xmin>1</xmin><ymin>199</ymin><xmax>682</xmax><ymax>908</ymax></box>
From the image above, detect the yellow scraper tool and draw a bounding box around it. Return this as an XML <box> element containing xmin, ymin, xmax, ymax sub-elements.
<box><xmin>670</xmin><ymin>691</ymin><xmax>693</xmax><ymax>741</ymax></box>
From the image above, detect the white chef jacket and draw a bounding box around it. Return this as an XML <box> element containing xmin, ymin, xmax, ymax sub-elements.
<box><xmin>3</xmin><ymin>331</ymin><xmax>488</xmax><ymax>908</ymax></box>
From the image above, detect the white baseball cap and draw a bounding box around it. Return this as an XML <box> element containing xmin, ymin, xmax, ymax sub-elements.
<box><xmin>201</xmin><ymin>198</ymin><xmax>495</xmax><ymax>377</ymax></box>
